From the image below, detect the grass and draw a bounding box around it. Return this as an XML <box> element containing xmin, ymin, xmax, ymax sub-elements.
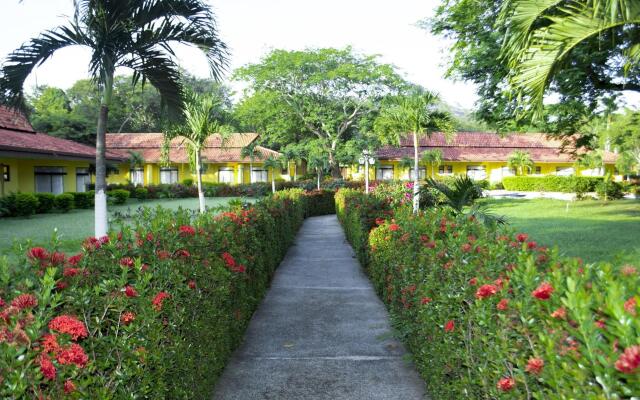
<box><xmin>0</xmin><ymin>197</ymin><xmax>250</xmax><ymax>255</ymax></box>
<box><xmin>481</xmin><ymin>198</ymin><xmax>640</xmax><ymax>264</ymax></box>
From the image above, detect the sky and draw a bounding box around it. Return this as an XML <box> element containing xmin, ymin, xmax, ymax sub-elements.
<box><xmin>0</xmin><ymin>0</ymin><xmax>478</xmax><ymax>109</ymax></box>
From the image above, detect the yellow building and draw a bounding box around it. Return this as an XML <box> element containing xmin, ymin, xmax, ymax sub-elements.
<box><xmin>0</xmin><ymin>106</ymin><xmax>123</xmax><ymax>197</ymax></box>
<box><xmin>105</xmin><ymin>132</ymin><xmax>286</xmax><ymax>185</ymax></box>
<box><xmin>347</xmin><ymin>132</ymin><xmax>618</xmax><ymax>183</ymax></box>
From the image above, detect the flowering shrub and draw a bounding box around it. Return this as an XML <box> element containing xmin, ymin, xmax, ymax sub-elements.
<box><xmin>336</xmin><ymin>188</ymin><xmax>640</xmax><ymax>398</ymax></box>
<box><xmin>0</xmin><ymin>189</ymin><xmax>310</xmax><ymax>398</ymax></box>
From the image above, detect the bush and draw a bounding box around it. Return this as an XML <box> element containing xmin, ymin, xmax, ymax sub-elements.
<box><xmin>0</xmin><ymin>189</ymin><xmax>307</xmax><ymax>398</ymax></box>
<box><xmin>336</xmin><ymin>189</ymin><xmax>640</xmax><ymax>399</ymax></box>
<box><xmin>108</xmin><ymin>189</ymin><xmax>130</xmax><ymax>205</ymax></box>
<box><xmin>503</xmin><ymin>176</ymin><xmax>603</xmax><ymax>193</ymax></box>
<box><xmin>303</xmin><ymin>190</ymin><xmax>336</xmax><ymax>216</ymax></box>
<box><xmin>8</xmin><ymin>192</ymin><xmax>39</xmax><ymax>217</ymax></box>
<box><xmin>182</xmin><ymin>178</ymin><xmax>194</xmax><ymax>186</ymax></box>
<box><xmin>71</xmin><ymin>191</ymin><xmax>94</xmax><ymax>209</ymax></box>
<box><xmin>35</xmin><ymin>193</ymin><xmax>56</xmax><ymax>213</ymax></box>
<box><xmin>596</xmin><ymin>179</ymin><xmax>625</xmax><ymax>200</ymax></box>
<box><xmin>54</xmin><ymin>193</ymin><xmax>74</xmax><ymax>212</ymax></box>
<box><xmin>133</xmin><ymin>187</ymin><xmax>148</xmax><ymax>200</ymax></box>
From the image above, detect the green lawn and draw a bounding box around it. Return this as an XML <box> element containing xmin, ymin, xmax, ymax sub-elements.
<box><xmin>0</xmin><ymin>197</ymin><xmax>249</xmax><ymax>255</ymax></box>
<box><xmin>481</xmin><ymin>198</ymin><xmax>640</xmax><ymax>264</ymax></box>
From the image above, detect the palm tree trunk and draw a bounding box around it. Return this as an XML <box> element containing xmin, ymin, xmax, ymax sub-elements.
<box><xmin>195</xmin><ymin>150</ymin><xmax>205</xmax><ymax>213</ymax></box>
<box><xmin>317</xmin><ymin>168</ymin><xmax>321</xmax><ymax>190</ymax></box>
<box><xmin>271</xmin><ymin>168</ymin><xmax>276</xmax><ymax>193</ymax></box>
<box><xmin>412</xmin><ymin>132</ymin><xmax>420</xmax><ymax>214</ymax></box>
<box><xmin>94</xmin><ymin>71</ymin><xmax>113</xmax><ymax>237</ymax></box>
<box><xmin>294</xmin><ymin>163</ymin><xmax>297</xmax><ymax>182</ymax></box>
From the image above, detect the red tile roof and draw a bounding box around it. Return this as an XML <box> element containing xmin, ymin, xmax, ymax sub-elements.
<box><xmin>378</xmin><ymin>132</ymin><xmax>617</xmax><ymax>163</ymax></box>
<box><xmin>0</xmin><ymin>106</ymin><xmax>122</xmax><ymax>161</ymax></box>
<box><xmin>106</xmin><ymin>132</ymin><xmax>280</xmax><ymax>163</ymax></box>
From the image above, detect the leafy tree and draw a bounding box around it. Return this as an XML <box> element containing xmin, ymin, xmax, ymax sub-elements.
<box><xmin>600</xmin><ymin>108</ymin><xmax>640</xmax><ymax>175</ymax></box>
<box><xmin>0</xmin><ymin>0</ymin><xmax>228</xmax><ymax>236</ymax></box>
<box><xmin>234</xmin><ymin>47</ymin><xmax>407</xmax><ymax>177</ymax></box>
<box><xmin>399</xmin><ymin>156</ymin><xmax>413</xmax><ymax>179</ymax></box>
<box><xmin>574</xmin><ymin>150</ymin><xmax>605</xmax><ymax>176</ymax></box>
<box><xmin>263</xmin><ymin>156</ymin><xmax>283</xmax><ymax>193</ymax></box>
<box><xmin>374</xmin><ymin>89</ymin><xmax>455</xmax><ymax>214</ymax></box>
<box><xmin>507</xmin><ymin>150</ymin><xmax>534</xmax><ymax>176</ymax></box>
<box><xmin>126</xmin><ymin>150</ymin><xmax>145</xmax><ymax>170</ymax></box>
<box><xmin>421</xmin><ymin>149</ymin><xmax>443</xmax><ymax>178</ymax></box>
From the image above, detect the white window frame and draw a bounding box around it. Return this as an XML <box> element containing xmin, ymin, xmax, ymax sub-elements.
<box><xmin>376</xmin><ymin>165</ymin><xmax>394</xmax><ymax>180</ymax></box>
<box><xmin>34</xmin><ymin>166</ymin><xmax>66</xmax><ymax>194</ymax></box>
<box><xmin>251</xmin><ymin>167</ymin><xmax>268</xmax><ymax>183</ymax></box>
<box><xmin>466</xmin><ymin>165</ymin><xmax>487</xmax><ymax>180</ymax></box>
<box><xmin>160</xmin><ymin>167</ymin><xmax>179</xmax><ymax>184</ymax></box>
<box><xmin>218</xmin><ymin>167</ymin><xmax>234</xmax><ymax>183</ymax></box>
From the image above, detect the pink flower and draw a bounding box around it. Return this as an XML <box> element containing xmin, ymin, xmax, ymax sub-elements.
<box><xmin>497</xmin><ymin>299</ymin><xmax>509</xmax><ymax>311</ymax></box>
<box><xmin>532</xmin><ymin>282</ymin><xmax>554</xmax><ymax>300</ymax></box>
<box><xmin>119</xmin><ymin>257</ymin><xmax>135</xmax><ymax>268</ymax></box>
<box><xmin>11</xmin><ymin>294</ymin><xmax>38</xmax><ymax>310</ymax></box>
<box><xmin>615</xmin><ymin>345</ymin><xmax>640</xmax><ymax>374</ymax></box>
<box><xmin>475</xmin><ymin>284</ymin><xmax>498</xmax><ymax>300</ymax></box>
<box><xmin>526</xmin><ymin>358</ymin><xmax>544</xmax><ymax>375</ymax></box>
<box><xmin>497</xmin><ymin>377</ymin><xmax>515</xmax><ymax>391</ymax></box>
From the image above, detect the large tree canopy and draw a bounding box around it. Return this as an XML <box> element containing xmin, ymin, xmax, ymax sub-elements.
<box><xmin>234</xmin><ymin>47</ymin><xmax>408</xmax><ymax>176</ymax></box>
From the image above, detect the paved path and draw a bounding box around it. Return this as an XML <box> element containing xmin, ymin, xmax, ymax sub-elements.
<box><xmin>212</xmin><ymin>215</ymin><xmax>427</xmax><ymax>400</ymax></box>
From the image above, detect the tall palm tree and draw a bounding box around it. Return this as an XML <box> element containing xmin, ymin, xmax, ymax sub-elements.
<box><xmin>507</xmin><ymin>150</ymin><xmax>534</xmax><ymax>176</ymax></box>
<box><xmin>281</xmin><ymin>144</ymin><xmax>303</xmax><ymax>182</ymax></box>
<box><xmin>0</xmin><ymin>0</ymin><xmax>228</xmax><ymax>236</ymax></box>
<box><xmin>574</xmin><ymin>150</ymin><xmax>605</xmax><ymax>176</ymax></box>
<box><xmin>374</xmin><ymin>88</ymin><xmax>455</xmax><ymax>213</ymax></box>
<box><xmin>165</xmin><ymin>93</ymin><xmax>230</xmax><ymax>213</ymax></box>
<box><xmin>263</xmin><ymin>156</ymin><xmax>282</xmax><ymax>193</ymax></box>
<box><xmin>307</xmin><ymin>157</ymin><xmax>327</xmax><ymax>190</ymax></box>
<box><xmin>241</xmin><ymin>142</ymin><xmax>259</xmax><ymax>184</ymax></box>
<box><xmin>499</xmin><ymin>0</ymin><xmax>640</xmax><ymax>119</ymax></box>
<box><xmin>399</xmin><ymin>156</ymin><xmax>413</xmax><ymax>180</ymax></box>
<box><xmin>421</xmin><ymin>149</ymin><xmax>443</xmax><ymax>178</ymax></box>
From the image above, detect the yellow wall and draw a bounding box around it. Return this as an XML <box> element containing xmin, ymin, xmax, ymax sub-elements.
<box><xmin>0</xmin><ymin>158</ymin><xmax>91</xmax><ymax>195</ymax></box>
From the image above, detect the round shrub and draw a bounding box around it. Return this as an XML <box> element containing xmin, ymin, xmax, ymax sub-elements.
<box><xmin>12</xmin><ymin>193</ymin><xmax>39</xmax><ymax>217</ymax></box>
<box><xmin>107</xmin><ymin>189</ymin><xmax>130</xmax><ymax>205</ymax></box>
<box><xmin>54</xmin><ymin>193</ymin><xmax>75</xmax><ymax>212</ymax></box>
<box><xmin>71</xmin><ymin>192</ymin><xmax>94</xmax><ymax>209</ymax></box>
<box><xmin>596</xmin><ymin>180</ymin><xmax>624</xmax><ymax>200</ymax></box>
<box><xmin>133</xmin><ymin>187</ymin><xmax>148</xmax><ymax>200</ymax></box>
<box><xmin>35</xmin><ymin>193</ymin><xmax>55</xmax><ymax>213</ymax></box>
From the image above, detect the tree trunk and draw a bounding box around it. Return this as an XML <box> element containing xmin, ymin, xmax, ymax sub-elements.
<box><xmin>293</xmin><ymin>163</ymin><xmax>297</xmax><ymax>182</ymax></box>
<box><xmin>195</xmin><ymin>150</ymin><xmax>205</xmax><ymax>213</ymax></box>
<box><xmin>317</xmin><ymin>168</ymin><xmax>321</xmax><ymax>190</ymax></box>
<box><xmin>94</xmin><ymin>72</ymin><xmax>113</xmax><ymax>237</ymax></box>
<box><xmin>329</xmin><ymin>141</ymin><xmax>341</xmax><ymax>178</ymax></box>
<box><xmin>271</xmin><ymin>168</ymin><xmax>276</xmax><ymax>193</ymax></box>
<box><xmin>412</xmin><ymin>132</ymin><xmax>420</xmax><ymax>214</ymax></box>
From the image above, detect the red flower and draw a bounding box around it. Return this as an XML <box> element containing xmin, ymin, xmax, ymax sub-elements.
<box><xmin>421</xmin><ymin>297</ymin><xmax>432</xmax><ymax>305</ymax></box>
<box><xmin>157</xmin><ymin>250</ymin><xmax>171</xmax><ymax>260</ymax></box>
<box><xmin>28</xmin><ymin>247</ymin><xmax>49</xmax><ymax>261</ymax></box>
<box><xmin>624</xmin><ymin>297</ymin><xmax>637</xmax><ymax>316</ymax></box>
<box><xmin>469</xmin><ymin>277</ymin><xmax>478</xmax><ymax>286</ymax></box>
<box><xmin>176</xmin><ymin>249</ymin><xmax>190</xmax><ymax>258</ymax></box>
<box><xmin>48</xmin><ymin>315</ymin><xmax>88</xmax><ymax>340</ymax></box>
<box><xmin>56</xmin><ymin>343</ymin><xmax>89</xmax><ymax>368</ymax></box>
<box><xmin>475</xmin><ymin>284</ymin><xmax>498</xmax><ymax>300</ymax></box>
<box><xmin>497</xmin><ymin>299</ymin><xmax>509</xmax><ymax>311</ymax></box>
<box><xmin>595</xmin><ymin>319</ymin><xmax>606</xmax><ymax>329</ymax></box>
<box><xmin>50</xmin><ymin>252</ymin><xmax>66</xmax><ymax>265</ymax></box>
<box><xmin>124</xmin><ymin>286</ymin><xmax>138</xmax><ymax>298</ymax></box>
<box><xmin>532</xmin><ymin>282</ymin><xmax>554</xmax><ymax>300</ymax></box>
<box><xmin>64</xmin><ymin>380</ymin><xmax>76</xmax><ymax>394</ymax></box>
<box><xmin>56</xmin><ymin>281</ymin><xmax>68</xmax><ymax>290</ymax></box>
<box><xmin>231</xmin><ymin>264</ymin><xmax>246</xmax><ymax>273</ymax></box>
<box><xmin>11</xmin><ymin>293</ymin><xmax>38</xmax><ymax>310</ymax></box>
<box><xmin>222</xmin><ymin>252</ymin><xmax>236</xmax><ymax>268</ymax></box>
<box><xmin>497</xmin><ymin>377</ymin><xmax>515</xmax><ymax>391</ymax></box>
<box><xmin>41</xmin><ymin>333</ymin><xmax>59</xmax><ymax>353</ymax></box>
<box><xmin>67</xmin><ymin>253</ymin><xmax>83</xmax><ymax>266</ymax></box>
<box><xmin>121</xmin><ymin>312</ymin><xmax>135</xmax><ymax>325</ymax></box>
<box><xmin>82</xmin><ymin>236</ymin><xmax>101</xmax><ymax>251</ymax></box>
<box><xmin>615</xmin><ymin>345</ymin><xmax>640</xmax><ymax>374</ymax></box>
<box><xmin>188</xmin><ymin>280</ymin><xmax>197</xmax><ymax>290</ymax></box>
<box><xmin>444</xmin><ymin>320</ymin><xmax>455</xmax><ymax>333</ymax></box>
<box><xmin>146</xmin><ymin>232</ymin><xmax>154</xmax><ymax>242</ymax></box>
<box><xmin>0</xmin><ymin>297</ymin><xmax>4</xmax><ymax>308</ymax></box>
<box><xmin>179</xmin><ymin>225</ymin><xmax>196</xmax><ymax>236</ymax></box>
<box><xmin>119</xmin><ymin>257</ymin><xmax>135</xmax><ymax>268</ymax></box>
<box><xmin>621</xmin><ymin>265</ymin><xmax>637</xmax><ymax>276</ymax></box>
<box><xmin>516</xmin><ymin>233</ymin><xmax>528</xmax><ymax>242</ymax></box>
<box><xmin>39</xmin><ymin>354</ymin><xmax>56</xmax><ymax>380</ymax></box>
<box><xmin>526</xmin><ymin>358</ymin><xmax>544</xmax><ymax>375</ymax></box>
<box><xmin>375</xmin><ymin>217</ymin><xmax>385</xmax><ymax>225</ymax></box>
<box><xmin>527</xmin><ymin>241</ymin><xmax>537</xmax><ymax>250</ymax></box>
<box><xmin>63</xmin><ymin>267</ymin><xmax>81</xmax><ymax>277</ymax></box>
<box><xmin>389</xmin><ymin>224</ymin><xmax>400</xmax><ymax>232</ymax></box>
<box><xmin>461</xmin><ymin>243</ymin><xmax>472</xmax><ymax>253</ymax></box>
<box><xmin>424</xmin><ymin>241</ymin><xmax>436</xmax><ymax>249</ymax></box>
<box><xmin>551</xmin><ymin>307</ymin><xmax>566</xmax><ymax>319</ymax></box>
<box><xmin>152</xmin><ymin>291</ymin><xmax>170</xmax><ymax>311</ymax></box>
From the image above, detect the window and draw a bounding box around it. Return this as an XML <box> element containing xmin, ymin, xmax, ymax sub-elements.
<box><xmin>556</xmin><ymin>167</ymin><xmax>574</xmax><ymax>176</ymax></box>
<box><xmin>438</xmin><ymin>165</ymin><xmax>453</xmax><ymax>175</ymax></box>
<box><xmin>466</xmin><ymin>165</ymin><xmax>487</xmax><ymax>180</ymax></box>
<box><xmin>130</xmin><ymin>168</ymin><xmax>144</xmax><ymax>186</ymax></box>
<box><xmin>376</xmin><ymin>165</ymin><xmax>394</xmax><ymax>180</ymax></box>
<box><xmin>218</xmin><ymin>167</ymin><xmax>234</xmax><ymax>183</ymax></box>
<box><xmin>408</xmin><ymin>167</ymin><xmax>426</xmax><ymax>180</ymax></box>
<box><xmin>76</xmin><ymin>168</ymin><xmax>91</xmax><ymax>192</ymax></box>
<box><xmin>251</xmin><ymin>168</ymin><xmax>268</xmax><ymax>182</ymax></box>
<box><xmin>160</xmin><ymin>167</ymin><xmax>178</xmax><ymax>184</ymax></box>
<box><xmin>2</xmin><ymin>164</ymin><xmax>9</xmax><ymax>182</ymax></box>
<box><xmin>34</xmin><ymin>166</ymin><xmax>65</xmax><ymax>194</ymax></box>
<box><xmin>534</xmin><ymin>166</ymin><xmax>542</xmax><ymax>175</ymax></box>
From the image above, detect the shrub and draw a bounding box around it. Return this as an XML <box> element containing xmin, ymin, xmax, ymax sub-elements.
<box><xmin>503</xmin><ymin>176</ymin><xmax>603</xmax><ymax>193</ymax></box>
<box><xmin>35</xmin><ymin>193</ymin><xmax>56</xmax><ymax>213</ymax></box>
<box><xmin>71</xmin><ymin>191</ymin><xmax>94</xmax><ymax>209</ymax></box>
<box><xmin>133</xmin><ymin>187</ymin><xmax>148</xmax><ymax>200</ymax></box>
<box><xmin>108</xmin><ymin>189</ymin><xmax>130</xmax><ymax>205</ymax></box>
<box><xmin>54</xmin><ymin>193</ymin><xmax>74</xmax><ymax>212</ymax></box>
<box><xmin>303</xmin><ymin>190</ymin><xmax>336</xmax><ymax>216</ymax></box>
<box><xmin>0</xmin><ymin>189</ymin><xmax>306</xmax><ymax>398</ymax></box>
<box><xmin>10</xmin><ymin>192</ymin><xmax>39</xmax><ymax>217</ymax></box>
<box><xmin>336</xmin><ymin>189</ymin><xmax>640</xmax><ymax>399</ymax></box>
<box><xmin>182</xmin><ymin>178</ymin><xmax>194</xmax><ymax>186</ymax></box>
<box><xmin>596</xmin><ymin>179</ymin><xmax>624</xmax><ymax>200</ymax></box>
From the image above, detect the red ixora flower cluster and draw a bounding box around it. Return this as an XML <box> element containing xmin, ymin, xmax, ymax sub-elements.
<box><xmin>120</xmin><ymin>311</ymin><xmax>136</xmax><ymax>325</ymax></box>
<box><xmin>615</xmin><ymin>345</ymin><xmax>640</xmax><ymax>374</ymax></box>
<box><xmin>119</xmin><ymin>257</ymin><xmax>135</xmax><ymax>268</ymax></box>
<box><xmin>124</xmin><ymin>286</ymin><xmax>138</xmax><ymax>298</ymax></box>
<box><xmin>179</xmin><ymin>225</ymin><xmax>196</xmax><ymax>237</ymax></box>
<box><xmin>389</xmin><ymin>223</ymin><xmax>400</xmax><ymax>232</ymax></box>
<box><xmin>532</xmin><ymin>282</ymin><xmax>554</xmax><ymax>300</ymax></box>
<box><xmin>221</xmin><ymin>252</ymin><xmax>246</xmax><ymax>273</ymax></box>
<box><xmin>152</xmin><ymin>291</ymin><xmax>170</xmax><ymax>311</ymax></box>
<box><xmin>496</xmin><ymin>377</ymin><xmax>515</xmax><ymax>392</ymax></box>
<box><xmin>48</xmin><ymin>315</ymin><xmax>88</xmax><ymax>341</ymax></box>
<box><xmin>475</xmin><ymin>284</ymin><xmax>498</xmax><ymax>300</ymax></box>
<box><xmin>526</xmin><ymin>357</ymin><xmax>544</xmax><ymax>375</ymax></box>
<box><xmin>10</xmin><ymin>293</ymin><xmax>38</xmax><ymax>310</ymax></box>
<box><xmin>444</xmin><ymin>320</ymin><xmax>455</xmax><ymax>333</ymax></box>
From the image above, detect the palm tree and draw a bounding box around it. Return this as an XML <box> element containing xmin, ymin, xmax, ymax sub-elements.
<box><xmin>241</xmin><ymin>142</ymin><xmax>259</xmax><ymax>184</ymax></box>
<box><xmin>307</xmin><ymin>157</ymin><xmax>327</xmax><ymax>190</ymax></box>
<box><xmin>574</xmin><ymin>150</ymin><xmax>605</xmax><ymax>176</ymax></box>
<box><xmin>127</xmin><ymin>150</ymin><xmax>144</xmax><ymax>170</ymax></box>
<box><xmin>263</xmin><ymin>156</ymin><xmax>283</xmax><ymax>193</ymax></box>
<box><xmin>0</xmin><ymin>1</ymin><xmax>228</xmax><ymax>236</ymax></box>
<box><xmin>280</xmin><ymin>144</ymin><xmax>303</xmax><ymax>182</ymax></box>
<box><xmin>421</xmin><ymin>149</ymin><xmax>443</xmax><ymax>178</ymax></box>
<box><xmin>374</xmin><ymin>88</ymin><xmax>455</xmax><ymax>213</ymax></box>
<box><xmin>399</xmin><ymin>156</ymin><xmax>413</xmax><ymax>180</ymax></box>
<box><xmin>499</xmin><ymin>0</ymin><xmax>640</xmax><ymax>119</ymax></box>
<box><xmin>165</xmin><ymin>93</ymin><xmax>230</xmax><ymax>213</ymax></box>
<box><xmin>507</xmin><ymin>150</ymin><xmax>534</xmax><ymax>176</ymax></box>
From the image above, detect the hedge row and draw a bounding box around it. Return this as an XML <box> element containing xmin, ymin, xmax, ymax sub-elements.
<box><xmin>0</xmin><ymin>192</ymin><xmax>95</xmax><ymax>217</ymax></box>
<box><xmin>335</xmin><ymin>188</ymin><xmax>640</xmax><ymax>399</ymax></box>
<box><xmin>502</xmin><ymin>176</ymin><xmax>604</xmax><ymax>193</ymax></box>
<box><xmin>0</xmin><ymin>189</ymin><xmax>321</xmax><ymax>398</ymax></box>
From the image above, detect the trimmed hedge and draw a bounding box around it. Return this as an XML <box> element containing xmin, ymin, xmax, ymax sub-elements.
<box><xmin>0</xmin><ymin>189</ymin><xmax>312</xmax><ymax>398</ymax></box>
<box><xmin>107</xmin><ymin>189</ymin><xmax>130</xmax><ymax>205</ymax></box>
<box><xmin>336</xmin><ymin>189</ymin><xmax>640</xmax><ymax>399</ymax></box>
<box><xmin>70</xmin><ymin>191</ymin><xmax>94</xmax><ymax>209</ymax></box>
<box><xmin>502</xmin><ymin>176</ymin><xmax>603</xmax><ymax>193</ymax></box>
<box><xmin>53</xmin><ymin>193</ymin><xmax>74</xmax><ymax>212</ymax></box>
<box><xmin>35</xmin><ymin>193</ymin><xmax>56</xmax><ymax>214</ymax></box>
<box><xmin>302</xmin><ymin>189</ymin><xmax>336</xmax><ymax>217</ymax></box>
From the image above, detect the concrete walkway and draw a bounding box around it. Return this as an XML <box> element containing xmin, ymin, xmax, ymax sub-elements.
<box><xmin>212</xmin><ymin>215</ymin><xmax>427</xmax><ymax>400</ymax></box>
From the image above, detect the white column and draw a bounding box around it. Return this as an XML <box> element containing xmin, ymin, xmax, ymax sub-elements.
<box><xmin>238</xmin><ymin>165</ymin><xmax>243</xmax><ymax>184</ymax></box>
